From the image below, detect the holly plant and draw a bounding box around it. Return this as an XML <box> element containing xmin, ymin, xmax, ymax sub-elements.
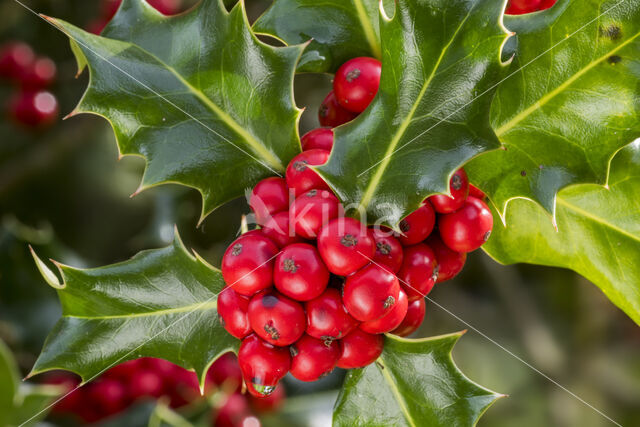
<box><xmin>26</xmin><ymin>0</ymin><xmax>639</xmax><ymax>425</ymax></box>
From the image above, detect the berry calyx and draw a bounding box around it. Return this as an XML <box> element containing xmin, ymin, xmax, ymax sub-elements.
<box><xmin>248</xmin><ymin>290</ymin><xmax>306</xmax><ymax>346</ymax></box>
<box><xmin>238</xmin><ymin>334</ymin><xmax>291</xmax><ymax>397</ymax></box>
<box><xmin>262</xmin><ymin>211</ymin><xmax>303</xmax><ymax>248</ymax></box>
<box><xmin>343</xmin><ymin>263</ymin><xmax>400</xmax><ymax>322</ymax></box>
<box><xmin>249</xmin><ymin>177</ymin><xmax>289</xmax><ymax>225</ymax></box>
<box><xmin>391</xmin><ymin>298</ymin><xmax>426</xmax><ymax>337</ymax></box>
<box><xmin>285</xmin><ymin>149</ymin><xmax>331</xmax><ymax>197</ymax></box>
<box><xmin>317</xmin><ymin>217</ymin><xmax>376</xmax><ymax>276</ymax></box>
<box><xmin>221</xmin><ymin>233</ymin><xmax>278</xmax><ymax>296</ymax></box>
<box><xmin>371</xmin><ymin>229</ymin><xmax>404</xmax><ymax>273</ymax></box>
<box><xmin>290</xmin><ymin>189</ymin><xmax>341</xmax><ymax>239</ymax></box>
<box><xmin>428</xmin><ymin>168</ymin><xmax>469</xmax><ymax>214</ymax></box>
<box><xmin>336</xmin><ymin>329</ymin><xmax>384</xmax><ymax>369</ymax></box>
<box><xmin>438</xmin><ymin>196</ymin><xmax>493</xmax><ymax>252</ymax></box>
<box><xmin>9</xmin><ymin>90</ymin><xmax>58</xmax><ymax>128</ymax></box>
<box><xmin>333</xmin><ymin>57</ymin><xmax>381</xmax><ymax>113</ymax></box>
<box><xmin>305</xmin><ymin>288</ymin><xmax>359</xmax><ymax>342</ymax></box>
<box><xmin>359</xmin><ymin>288</ymin><xmax>409</xmax><ymax>334</ymax></box>
<box><xmin>301</xmin><ymin>128</ymin><xmax>334</xmax><ymax>152</ymax></box>
<box><xmin>426</xmin><ymin>234</ymin><xmax>466</xmax><ymax>282</ymax></box>
<box><xmin>397</xmin><ymin>243</ymin><xmax>437</xmax><ymax>301</ymax></box>
<box><xmin>217</xmin><ymin>287</ymin><xmax>252</xmax><ymax>339</ymax></box>
<box><xmin>318</xmin><ymin>90</ymin><xmax>358</xmax><ymax>127</ymax></box>
<box><xmin>274</xmin><ymin>243</ymin><xmax>330</xmax><ymax>301</ymax></box>
<box><xmin>396</xmin><ymin>202</ymin><xmax>436</xmax><ymax>245</ymax></box>
<box><xmin>289</xmin><ymin>334</ymin><xmax>340</xmax><ymax>382</ymax></box>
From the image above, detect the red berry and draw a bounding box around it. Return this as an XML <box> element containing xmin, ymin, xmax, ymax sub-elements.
<box><xmin>391</xmin><ymin>298</ymin><xmax>426</xmax><ymax>337</ymax></box>
<box><xmin>88</xmin><ymin>378</ymin><xmax>129</xmax><ymax>416</ymax></box>
<box><xmin>22</xmin><ymin>56</ymin><xmax>56</xmax><ymax>88</ymax></box>
<box><xmin>397</xmin><ymin>243</ymin><xmax>437</xmax><ymax>301</ymax></box>
<box><xmin>285</xmin><ymin>149</ymin><xmax>331</xmax><ymax>197</ymax></box>
<box><xmin>218</xmin><ymin>287</ymin><xmax>252</xmax><ymax>338</ymax></box>
<box><xmin>249</xmin><ymin>177</ymin><xmax>289</xmax><ymax>225</ymax></box>
<box><xmin>396</xmin><ymin>202</ymin><xmax>436</xmax><ymax>245</ymax></box>
<box><xmin>359</xmin><ymin>289</ymin><xmax>408</xmax><ymax>334</ymax></box>
<box><xmin>87</xmin><ymin>18</ymin><xmax>109</xmax><ymax>35</ymax></box>
<box><xmin>129</xmin><ymin>369</ymin><xmax>164</xmax><ymax>399</ymax></box>
<box><xmin>333</xmin><ymin>57</ymin><xmax>381</xmax><ymax>113</ymax></box>
<box><xmin>426</xmin><ymin>234</ymin><xmax>466</xmax><ymax>282</ymax></box>
<box><xmin>506</xmin><ymin>0</ymin><xmax>543</xmax><ymax>14</ymax></box>
<box><xmin>248</xmin><ymin>290</ymin><xmax>306</xmax><ymax>346</ymax></box>
<box><xmin>428</xmin><ymin>168</ymin><xmax>469</xmax><ymax>214</ymax></box>
<box><xmin>336</xmin><ymin>329</ymin><xmax>384</xmax><ymax>369</ymax></box>
<box><xmin>343</xmin><ymin>263</ymin><xmax>400</xmax><ymax>322</ymax></box>
<box><xmin>438</xmin><ymin>196</ymin><xmax>493</xmax><ymax>252</ymax></box>
<box><xmin>468</xmin><ymin>183</ymin><xmax>486</xmax><ymax>200</ymax></box>
<box><xmin>317</xmin><ymin>217</ymin><xmax>376</xmax><ymax>276</ymax></box>
<box><xmin>262</xmin><ymin>211</ymin><xmax>303</xmax><ymax>248</ymax></box>
<box><xmin>301</xmin><ymin>127</ymin><xmax>334</xmax><ymax>152</ymax></box>
<box><xmin>290</xmin><ymin>334</ymin><xmax>340</xmax><ymax>382</ymax></box>
<box><xmin>290</xmin><ymin>189</ymin><xmax>341</xmax><ymax>239</ymax></box>
<box><xmin>249</xmin><ymin>383</ymin><xmax>285</xmax><ymax>413</ymax></box>
<box><xmin>147</xmin><ymin>0</ymin><xmax>183</xmax><ymax>15</ymax></box>
<box><xmin>539</xmin><ymin>0</ymin><xmax>556</xmax><ymax>10</ymax></box>
<box><xmin>274</xmin><ymin>243</ymin><xmax>330</xmax><ymax>301</ymax></box>
<box><xmin>207</xmin><ymin>353</ymin><xmax>243</xmax><ymax>393</ymax></box>
<box><xmin>221</xmin><ymin>234</ymin><xmax>278</xmax><ymax>296</ymax></box>
<box><xmin>43</xmin><ymin>372</ymin><xmax>82</xmax><ymax>414</ymax></box>
<box><xmin>214</xmin><ymin>392</ymin><xmax>251</xmax><ymax>427</ymax></box>
<box><xmin>318</xmin><ymin>90</ymin><xmax>358</xmax><ymax>127</ymax></box>
<box><xmin>0</xmin><ymin>42</ymin><xmax>34</xmax><ymax>80</ymax></box>
<box><xmin>9</xmin><ymin>90</ymin><xmax>58</xmax><ymax>128</ymax></box>
<box><xmin>105</xmin><ymin>359</ymin><xmax>143</xmax><ymax>381</ymax></box>
<box><xmin>102</xmin><ymin>0</ymin><xmax>122</xmax><ymax>20</ymax></box>
<box><xmin>371</xmin><ymin>229</ymin><xmax>403</xmax><ymax>273</ymax></box>
<box><xmin>305</xmin><ymin>288</ymin><xmax>359</xmax><ymax>342</ymax></box>
<box><xmin>238</xmin><ymin>334</ymin><xmax>291</xmax><ymax>397</ymax></box>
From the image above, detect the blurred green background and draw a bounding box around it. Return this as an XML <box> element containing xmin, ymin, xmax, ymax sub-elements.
<box><xmin>0</xmin><ymin>0</ymin><xmax>638</xmax><ymax>426</ymax></box>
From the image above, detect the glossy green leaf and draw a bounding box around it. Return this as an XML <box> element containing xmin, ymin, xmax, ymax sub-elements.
<box><xmin>0</xmin><ymin>339</ymin><xmax>62</xmax><ymax>427</ymax></box>
<box><xmin>253</xmin><ymin>0</ymin><xmax>382</xmax><ymax>73</ymax></box>
<box><xmin>315</xmin><ymin>0</ymin><xmax>510</xmax><ymax>228</ymax></box>
<box><xmin>334</xmin><ymin>332</ymin><xmax>503</xmax><ymax>426</ymax></box>
<box><xmin>467</xmin><ymin>0</ymin><xmax>640</xmax><ymax>220</ymax></box>
<box><xmin>484</xmin><ymin>139</ymin><xmax>640</xmax><ymax>325</ymax></box>
<box><xmin>52</xmin><ymin>0</ymin><xmax>303</xmax><ymax>221</ymax></box>
<box><xmin>29</xmin><ymin>231</ymin><xmax>237</xmax><ymax>388</ymax></box>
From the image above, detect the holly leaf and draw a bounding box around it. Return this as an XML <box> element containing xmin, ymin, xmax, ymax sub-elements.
<box><xmin>483</xmin><ymin>139</ymin><xmax>640</xmax><ymax>325</ymax></box>
<box><xmin>314</xmin><ymin>0</ymin><xmax>510</xmax><ymax>227</ymax></box>
<box><xmin>334</xmin><ymin>332</ymin><xmax>503</xmax><ymax>426</ymax></box>
<box><xmin>467</xmin><ymin>0</ymin><xmax>640</xmax><ymax>221</ymax></box>
<box><xmin>253</xmin><ymin>0</ymin><xmax>382</xmax><ymax>73</ymax></box>
<box><xmin>0</xmin><ymin>339</ymin><xmax>62</xmax><ymax>427</ymax></box>
<box><xmin>50</xmin><ymin>0</ymin><xmax>303</xmax><ymax>221</ymax></box>
<box><xmin>29</xmin><ymin>230</ymin><xmax>237</xmax><ymax>388</ymax></box>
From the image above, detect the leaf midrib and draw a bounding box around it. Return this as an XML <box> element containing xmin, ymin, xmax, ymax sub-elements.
<box><xmin>64</xmin><ymin>300</ymin><xmax>217</xmax><ymax>320</ymax></box>
<box><xmin>357</xmin><ymin>8</ymin><xmax>473</xmax><ymax>211</ymax></box>
<box><xmin>495</xmin><ymin>29</ymin><xmax>640</xmax><ymax>136</ymax></box>
<box><xmin>378</xmin><ymin>358</ymin><xmax>417</xmax><ymax>427</ymax></box>
<box><xmin>353</xmin><ymin>0</ymin><xmax>382</xmax><ymax>59</ymax></box>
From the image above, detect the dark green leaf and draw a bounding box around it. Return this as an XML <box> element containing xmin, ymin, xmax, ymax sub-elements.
<box><xmin>484</xmin><ymin>140</ymin><xmax>640</xmax><ymax>325</ymax></box>
<box><xmin>52</xmin><ymin>0</ymin><xmax>304</xmax><ymax>221</ymax></box>
<box><xmin>468</xmin><ymin>0</ymin><xmax>640</xmax><ymax>219</ymax></box>
<box><xmin>316</xmin><ymin>0</ymin><xmax>509</xmax><ymax>227</ymax></box>
<box><xmin>254</xmin><ymin>0</ymin><xmax>382</xmax><ymax>73</ymax></box>
<box><xmin>29</xmin><ymin>231</ymin><xmax>237</xmax><ymax>388</ymax></box>
<box><xmin>334</xmin><ymin>332</ymin><xmax>503</xmax><ymax>426</ymax></box>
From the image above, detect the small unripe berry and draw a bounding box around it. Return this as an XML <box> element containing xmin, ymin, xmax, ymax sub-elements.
<box><xmin>343</xmin><ymin>263</ymin><xmax>400</xmax><ymax>322</ymax></box>
<box><xmin>318</xmin><ymin>90</ymin><xmax>357</xmax><ymax>127</ymax></box>
<box><xmin>317</xmin><ymin>217</ymin><xmax>376</xmax><ymax>276</ymax></box>
<box><xmin>359</xmin><ymin>289</ymin><xmax>408</xmax><ymax>334</ymax></box>
<box><xmin>337</xmin><ymin>329</ymin><xmax>384</xmax><ymax>369</ymax></box>
<box><xmin>285</xmin><ymin>149</ymin><xmax>331</xmax><ymax>197</ymax></box>
<box><xmin>301</xmin><ymin>127</ymin><xmax>334</xmax><ymax>152</ymax></box>
<box><xmin>428</xmin><ymin>168</ymin><xmax>469</xmax><ymax>214</ymax></box>
<box><xmin>305</xmin><ymin>288</ymin><xmax>359</xmax><ymax>342</ymax></box>
<box><xmin>289</xmin><ymin>334</ymin><xmax>340</xmax><ymax>382</ymax></box>
<box><xmin>238</xmin><ymin>334</ymin><xmax>290</xmax><ymax>397</ymax></box>
<box><xmin>438</xmin><ymin>196</ymin><xmax>493</xmax><ymax>252</ymax></box>
<box><xmin>397</xmin><ymin>243</ymin><xmax>438</xmax><ymax>301</ymax></box>
<box><xmin>396</xmin><ymin>202</ymin><xmax>436</xmax><ymax>245</ymax></box>
<box><xmin>249</xmin><ymin>177</ymin><xmax>289</xmax><ymax>225</ymax></box>
<box><xmin>248</xmin><ymin>290</ymin><xmax>306</xmax><ymax>346</ymax></box>
<box><xmin>221</xmin><ymin>234</ymin><xmax>278</xmax><ymax>296</ymax></box>
<box><xmin>274</xmin><ymin>243</ymin><xmax>330</xmax><ymax>301</ymax></box>
<box><xmin>333</xmin><ymin>57</ymin><xmax>381</xmax><ymax>113</ymax></box>
<box><xmin>391</xmin><ymin>298</ymin><xmax>426</xmax><ymax>337</ymax></box>
<box><xmin>218</xmin><ymin>287</ymin><xmax>252</xmax><ymax>339</ymax></box>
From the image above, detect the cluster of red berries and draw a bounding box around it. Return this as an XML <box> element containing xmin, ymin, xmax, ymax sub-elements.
<box><xmin>506</xmin><ymin>0</ymin><xmax>556</xmax><ymax>14</ymax></box>
<box><xmin>218</xmin><ymin>56</ymin><xmax>494</xmax><ymax>398</ymax></box>
<box><xmin>0</xmin><ymin>41</ymin><xmax>58</xmax><ymax>128</ymax></box>
<box><xmin>43</xmin><ymin>354</ymin><xmax>283</xmax><ymax>426</ymax></box>
<box><xmin>88</xmin><ymin>0</ymin><xmax>184</xmax><ymax>34</ymax></box>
